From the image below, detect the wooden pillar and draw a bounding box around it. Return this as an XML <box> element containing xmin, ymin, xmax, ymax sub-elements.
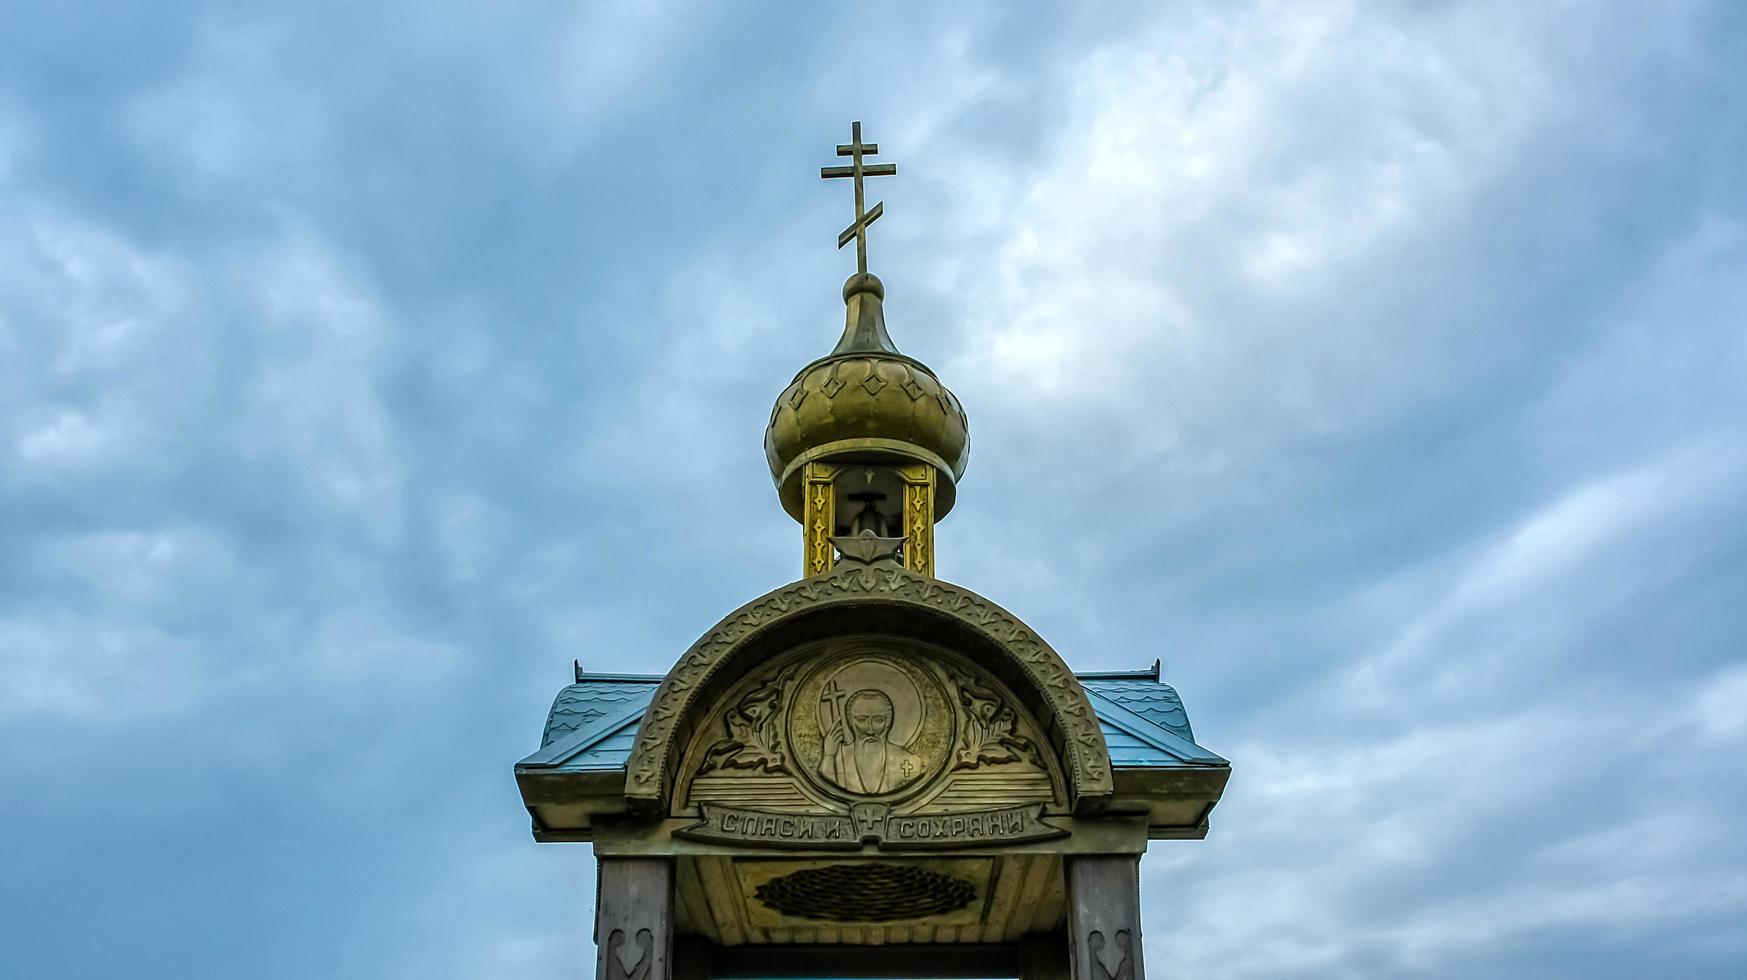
<box><xmin>595</xmin><ymin>858</ymin><xmax>674</xmax><ymax>980</ymax></box>
<box><xmin>1066</xmin><ymin>855</ymin><xmax>1145</xmax><ymax>980</ymax></box>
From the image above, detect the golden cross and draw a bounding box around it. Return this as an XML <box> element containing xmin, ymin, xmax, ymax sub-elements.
<box><xmin>820</xmin><ymin>121</ymin><xmax>897</xmax><ymax>275</ymax></box>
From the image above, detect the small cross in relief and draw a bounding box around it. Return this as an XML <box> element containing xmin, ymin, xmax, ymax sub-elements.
<box><xmin>820</xmin><ymin>121</ymin><xmax>897</xmax><ymax>276</ymax></box>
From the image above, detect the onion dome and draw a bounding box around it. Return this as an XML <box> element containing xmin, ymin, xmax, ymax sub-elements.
<box><xmin>765</xmin><ymin>272</ymin><xmax>970</xmax><ymax>522</ymax></box>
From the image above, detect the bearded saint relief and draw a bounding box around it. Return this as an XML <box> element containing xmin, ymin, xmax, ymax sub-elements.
<box><xmin>818</xmin><ymin>686</ymin><xmax>926</xmax><ymax>795</ymax></box>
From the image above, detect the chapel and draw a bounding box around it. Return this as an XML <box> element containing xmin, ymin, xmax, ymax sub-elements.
<box><xmin>514</xmin><ymin>123</ymin><xmax>1229</xmax><ymax>980</ymax></box>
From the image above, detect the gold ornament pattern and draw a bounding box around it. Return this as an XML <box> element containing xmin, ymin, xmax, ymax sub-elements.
<box><xmin>805</xmin><ymin>464</ymin><xmax>836</xmax><ymax>577</ymax></box>
<box><xmin>903</xmin><ymin>477</ymin><xmax>932</xmax><ymax>576</ymax></box>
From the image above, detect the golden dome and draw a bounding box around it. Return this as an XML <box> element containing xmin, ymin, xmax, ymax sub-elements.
<box><xmin>765</xmin><ymin>274</ymin><xmax>969</xmax><ymax>522</ymax></box>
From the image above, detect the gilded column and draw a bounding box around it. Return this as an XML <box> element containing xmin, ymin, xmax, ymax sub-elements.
<box><xmin>900</xmin><ymin>464</ymin><xmax>936</xmax><ymax>577</ymax></box>
<box><xmin>803</xmin><ymin>461</ymin><xmax>837</xmax><ymax>578</ymax></box>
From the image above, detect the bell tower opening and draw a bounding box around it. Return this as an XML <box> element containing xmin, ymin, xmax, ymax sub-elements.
<box><xmin>845</xmin><ymin>488</ymin><xmax>894</xmax><ymax>537</ymax></box>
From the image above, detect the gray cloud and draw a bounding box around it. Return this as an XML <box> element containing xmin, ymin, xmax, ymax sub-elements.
<box><xmin>2</xmin><ymin>1</ymin><xmax>1744</xmax><ymax>977</ymax></box>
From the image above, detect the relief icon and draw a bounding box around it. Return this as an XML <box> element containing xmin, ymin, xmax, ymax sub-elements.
<box><xmin>808</xmin><ymin>656</ymin><xmax>939</xmax><ymax>796</ymax></box>
<box><xmin>819</xmin><ymin>686</ymin><xmax>926</xmax><ymax>794</ymax></box>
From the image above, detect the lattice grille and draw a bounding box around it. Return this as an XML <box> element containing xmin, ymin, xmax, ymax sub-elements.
<box><xmin>753</xmin><ymin>863</ymin><xmax>975</xmax><ymax>922</ymax></box>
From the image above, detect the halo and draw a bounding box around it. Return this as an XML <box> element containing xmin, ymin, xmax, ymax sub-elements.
<box><xmin>816</xmin><ymin>658</ymin><xmax>924</xmax><ymax>747</ymax></box>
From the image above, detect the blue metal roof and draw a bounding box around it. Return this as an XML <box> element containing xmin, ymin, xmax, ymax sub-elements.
<box><xmin>1081</xmin><ymin>677</ymin><xmax>1192</xmax><ymax>742</ymax></box>
<box><xmin>519</xmin><ymin>662</ymin><xmax>1225</xmax><ymax>773</ymax></box>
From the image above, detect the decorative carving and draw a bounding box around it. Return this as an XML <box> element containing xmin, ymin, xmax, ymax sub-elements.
<box><xmin>677</xmin><ymin>801</ymin><xmax>1064</xmax><ymax>849</ymax></box>
<box><xmin>830</xmin><ymin>530</ymin><xmax>905</xmax><ymax>567</ymax></box>
<box><xmin>893</xmin><ymin>463</ymin><xmax>936</xmax><ymax>578</ymax></box>
<box><xmin>681</xmin><ymin>642</ymin><xmax>1064</xmax><ymax>821</ymax></box>
<box><xmin>804</xmin><ymin>462</ymin><xmax>836</xmax><ymax>577</ymax></box>
<box><xmin>1088</xmin><ymin>930</ymin><xmax>1134</xmax><ymax>980</ymax></box>
<box><xmin>698</xmin><ymin>666</ymin><xmax>795</xmax><ymax>775</ymax></box>
<box><xmin>625</xmin><ymin>566</ymin><xmax>1113</xmax><ymax>813</ymax></box>
<box><xmin>753</xmin><ymin>863</ymin><xmax>975</xmax><ymax>922</ymax></box>
<box><xmin>903</xmin><ymin>478</ymin><xmax>932</xmax><ymax>576</ymax></box>
<box><xmin>603</xmin><ymin>929</ymin><xmax>654</xmax><ymax>980</ymax></box>
<box><xmin>949</xmin><ymin>666</ymin><xmax>1041</xmax><ymax>770</ymax></box>
<box><xmin>820</xmin><ymin>687</ymin><xmax>925</xmax><ymax>793</ymax></box>
<box><xmin>788</xmin><ymin>653</ymin><xmax>951</xmax><ymax>801</ymax></box>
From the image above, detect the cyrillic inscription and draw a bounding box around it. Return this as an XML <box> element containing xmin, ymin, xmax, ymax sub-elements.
<box><xmin>677</xmin><ymin>802</ymin><xmax>1064</xmax><ymax>849</ymax></box>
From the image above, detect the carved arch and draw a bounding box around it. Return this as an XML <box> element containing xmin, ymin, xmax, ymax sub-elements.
<box><xmin>624</xmin><ymin>565</ymin><xmax>1113</xmax><ymax>813</ymax></box>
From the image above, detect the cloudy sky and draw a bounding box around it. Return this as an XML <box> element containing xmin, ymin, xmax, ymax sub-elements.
<box><xmin>4</xmin><ymin>2</ymin><xmax>1745</xmax><ymax>977</ymax></box>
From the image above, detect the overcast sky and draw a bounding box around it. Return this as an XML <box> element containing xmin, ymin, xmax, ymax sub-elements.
<box><xmin>4</xmin><ymin>2</ymin><xmax>1745</xmax><ymax>977</ymax></box>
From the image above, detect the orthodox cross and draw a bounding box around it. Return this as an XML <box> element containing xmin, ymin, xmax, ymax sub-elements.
<box><xmin>821</xmin><ymin>679</ymin><xmax>849</xmax><ymax>739</ymax></box>
<box><xmin>821</xmin><ymin>121</ymin><xmax>897</xmax><ymax>275</ymax></box>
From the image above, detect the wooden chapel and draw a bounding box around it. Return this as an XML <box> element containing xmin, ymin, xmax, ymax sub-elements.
<box><xmin>515</xmin><ymin>122</ymin><xmax>1230</xmax><ymax>980</ymax></box>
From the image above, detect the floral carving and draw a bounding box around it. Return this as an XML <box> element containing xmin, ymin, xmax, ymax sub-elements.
<box><xmin>698</xmin><ymin>667</ymin><xmax>794</xmax><ymax>775</ymax></box>
<box><xmin>949</xmin><ymin>667</ymin><xmax>1041</xmax><ymax>770</ymax></box>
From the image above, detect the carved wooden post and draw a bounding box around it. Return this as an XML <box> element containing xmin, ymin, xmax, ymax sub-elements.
<box><xmin>1066</xmin><ymin>855</ymin><xmax>1145</xmax><ymax>980</ymax></box>
<box><xmin>595</xmin><ymin>858</ymin><xmax>674</xmax><ymax>980</ymax></box>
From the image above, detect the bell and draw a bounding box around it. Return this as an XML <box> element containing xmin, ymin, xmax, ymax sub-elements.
<box><xmin>848</xmin><ymin>493</ymin><xmax>888</xmax><ymax>537</ymax></box>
